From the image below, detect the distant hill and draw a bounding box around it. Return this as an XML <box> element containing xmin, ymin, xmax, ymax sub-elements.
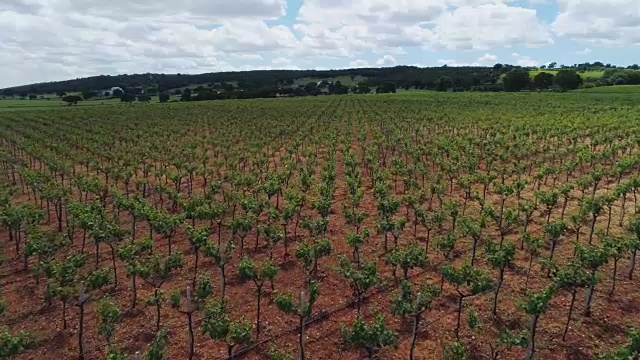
<box><xmin>3</xmin><ymin>63</ymin><xmax>639</xmax><ymax>97</ymax></box>
<box><xmin>0</xmin><ymin>66</ymin><xmax>507</xmax><ymax>95</ymax></box>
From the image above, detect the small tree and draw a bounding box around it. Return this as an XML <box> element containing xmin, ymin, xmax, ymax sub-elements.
<box><xmin>346</xmin><ymin>229</ymin><xmax>370</xmax><ymax>266</ymax></box>
<box><xmin>144</xmin><ymin>329</ymin><xmax>168</xmax><ymax>360</ymax></box>
<box><xmin>582</xmin><ymin>196</ymin><xmax>604</xmax><ymax>245</ymax></box>
<box><xmin>520</xmin><ymin>285</ymin><xmax>555</xmax><ymax>360</ymax></box>
<box><xmin>117</xmin><ymin>237</ymin><xmax>153</xmax><ymax>309</ymax></box>
<box><xmin>96</xmin><ymin>297</ymin><xmax>122</xmax><ymax>347</ymax></box>
<box><xmin>484</xmin><ymin>239</ymin><xmax>516</xmax><ymax>316</ymax></box>
<box><xmin>275</xmin><ymin>281</ymin><xmax>320</xmax><ymax>360</ymax></box>
<box><xmin>602</xmin><ymin>235</ymin><xmax>629</xmax><ymax>296</ymax></box>
<box><xmin>576</xmin><ymin>242</ymin><xmax>609</xmax><ymax>316</ymax></box>
<box><xmin>385</xmin><ymin>242</ymin><xmax>427</xmax><ymax>280</ymax></box>
<box><xmin>201</xmin><ymin>299</ymin><xmax>252</xmax><ymax>358</ymax></box>
<box><xmin>341</xmin><ymin>313</ymin><xmax>398</xmax><ymax>359</ymax></box>
<box><xmin>238</xmin><ymin>257</ymin><xmax>278</xmax><ymax>335</ymax></box>
<box><xmin>544</xmin><ymin>220</ymin><xmax>567</xmax><ymax>274</ymax></box>
<box><xmin>48</xmin><ymin>252</ymin><xmax>87</xmax><ymax>330</ymax></box>
<box><xmin>488</xmin><ymin>329</ymin><xmax>528</xmax><ymax>360</ymax></box>
<box><xmin>552</xmin><ymin>261</ymin><xmax>596</xmax><ymax>341</ymax></box>
<box><xmin>390</xmin><ymin>280</ymin><xmax>439</xmax><ymax>360</ymax></box>
<box><xmin>460</xmin><ymin>215</ymin><xmax>486</xmax><ymax>266</ymax></box>
<box><xmin>77</xmin><ymin>268</ymin><xmax>112</xmax><ymax>359</ymax></box>
<box><xmin>337</xmin><ymin>256</ymin><xmax>379</xmax><ymax>314</ymax></box>
<box><xmin>141</xmin><ymin>252</ymin><xmax>184</xmax><ymax>332</ymax></box>
<box><xmin>62</xmin><ymin>95</ymin><xmax>82</xmax><ymax>105</ymax></box>
<box><xmin>295</xmin><ymin>238</ymin><xmax>332</xmax><ymax>284</ymax></box>
<box><xmin>203</xmin><ymin>239</ymin><xmax>234</xmax><ymax>301</ymax></box>
<box><xmin>628</xmin><ymin>214</ymin><xmax>640</xmax><ymax>280</ymax></box>
<box><xmin>150</xmin><ymin>212</ymin><xmax>184</xmax><ymax>255</ymax></box>
<box><xmin>441</xmin><ymin>263</ymin><xmax>493</xmax><ymax>339</ymax></box>
<box><xmin>523</xmin><ymin>232</ymin><xmax>543</xmax><ymax>288</ymax></box>
<box><xmin>185</xmin><ymin>225</ymin><xmax>210</xmax><ymax>288</ymax></box>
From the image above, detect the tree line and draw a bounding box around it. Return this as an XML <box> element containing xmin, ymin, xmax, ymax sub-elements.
<box><xmin>6</xmin><ymin>62</ymin><xmax>640</xmax><ymax>103</ymax></box>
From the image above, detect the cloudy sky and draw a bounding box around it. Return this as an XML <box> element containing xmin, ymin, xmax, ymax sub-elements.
<box><xmin>1</xmin><ymin>0</ymin><xmax>639</xmax><ymax>88</ymax></box>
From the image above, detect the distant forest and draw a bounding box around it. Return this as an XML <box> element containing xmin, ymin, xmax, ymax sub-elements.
<box><xmin>2</xmin><ymin>62</ymin><xmax>640</xmax><ymax>101</ymax></box>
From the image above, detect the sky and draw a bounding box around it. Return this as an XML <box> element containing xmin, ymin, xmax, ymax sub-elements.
<box><xmin>1</xmin><ymin>0</ymin><xmax>639</xmax><ymax>88</ymax></box>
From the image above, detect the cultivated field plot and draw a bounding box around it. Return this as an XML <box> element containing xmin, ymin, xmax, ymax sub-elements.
<box><xmin>0</xmin><ymin>92</ymin><xmax>639</xmax><ymax>360</ymax></box>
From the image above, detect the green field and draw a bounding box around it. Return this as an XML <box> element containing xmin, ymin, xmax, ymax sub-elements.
<box><xmin>0</xmin><ymin>97</ymin><xmax>156</xmax><ymax>111</ymax></box>
<box><xmin>577</xmin><ymin>84</ymin><xmax>640</xmax><ymax>93</ymax></box>
<box><xmin>529</xmin><ymin>69</ymin><xmax>604</xmax><ymax>79</ymax></box>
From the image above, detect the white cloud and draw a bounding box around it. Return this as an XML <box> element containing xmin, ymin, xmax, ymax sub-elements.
<box><xmin>512</xmin><ymin>53</ymin><xmax>538</xmax><ymax>67</ymax></box>
<box><xmin>293</xmin><ymin>2</ymin><xmax>552</xmax><ymax>57</ymax></box>
<box><xmin>1</xmin><ymin>0</ymin><xmax>636</xmax><ymax>88</ymax></box>
<box><xmin>427</xmin><ymin>4</ymin><xmax>553</xmax><ymax>50</ymax></box>
<box><xmin>233</xmin><ymin>53</ymin><xmax>264</xmax><ymax>61</ymax></box>
<box><xmin>272</xmin><ymin>57</ymin><xmax>292</xmax><ymax>66</ymax></box>
<box><xmin>552</xmin><ymin>0</ymin><xmax>640</xmax><ymax>45</ymax></box>
<box><xmin>437</xmin><ymin>59</ymin><xmax>482</xmax><ymax>66</ymax></box>
<box><xmin>376</xmin><ymin>55</ymin><xmax>397</xmax><ymax>66</ymax></box>
<box><xmin>576</xmin><ymin>48</ymin><xmax>592</xmax><ymax>55</ymax></box>
<box><xmin>478</xmin><ymin>53</ymin><xmax>498</xmax><ymax>62</ymax></box>
<box><xmin>349</xmin><ymin>59</ymin><xmax>370</xmax><ymax>68</ymax></box>
<box><xmin>0</xmin><ymin>1</ymin><xmax>298</xmax><ymax>87</ymax></box>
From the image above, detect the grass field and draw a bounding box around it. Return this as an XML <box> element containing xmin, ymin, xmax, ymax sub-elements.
<box><xmin>577</xmin><ymin>85</ymin><xmax>640</xmax><ymax>93</ymax></box>
<box><xmin>529</xmin><ymin>69</ymin><xmax>604</xmax><ymax>79</ymax></box>
<box><xmin>0</xmin><ymin>97</ymin><xmax>186</xmax><ymax>112</ymax></box>
<box><xmin>0</xmin><ymin>91</ymin><xmax>639</xmax><ymax>360</ymax></box>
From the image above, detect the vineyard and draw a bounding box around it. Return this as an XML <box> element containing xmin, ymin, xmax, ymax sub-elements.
<box><xmin>1</xmin><ymin>92</ymin><xmax>639</xmax><ymax>360</ymax></box>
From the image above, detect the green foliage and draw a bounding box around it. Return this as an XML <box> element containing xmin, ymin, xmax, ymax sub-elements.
<box><xmin>467</xmin><ymin>309</ymin><xmax>479</xmax><ymax>330</ymax></box>
<box><xmin>533</xmin><ymin>72</ymin><xmax>554</xmax><ymax>89</ymax></box>
<box><xmin>441</xmin><ymin>263</ymin><xmax>494</xmax><ymax>295</ymax></box>
<box><xmin>555</xmin><ymin>70</ymin><xmax>584</xmax><ymax>90</ymax></box>
<box><xmin>105</xmin><ymin>347</ymin><xmax>128</xmax><ymax>360</ymax></box>
<box><xmin>194</xmin><ymin>277</ymin><xmax>214</xmax><ymax>306</ymax></box>
<box><xmin>503</xmin><ymin>68</ymin><xmax>531</xmax><ymax>92</ymax></box>
<box><xmin>201</xmin><ymin>300</ymin><xmax>252</xmax><ymax>353</ymax></box>
<box><xmin>169</xmin><ymin>290</ymin><xmax>181</xmax><ymax>309</ymax></box>
<box><xmin>597</xmin><ymin>328</ymin><xmax>640</xmax><ymax>360</ymax></box>
<box><xmin>390</xmin><ymin>280</ymin><xmax>439</xmax><ymax>317</ymax></box>
<box><xmin>552</xmin><ymin>261</ymin><xmax>596</xmax><ymax>291</ymax></box>
<box><xmin>0</xmin><ymin>329</ymin><xmax>34</xmax><ymax>359</ymax></box>
<box><xmin>385</xmin><ymin>242</ymin><xmax>427</xmax><ymax>279</ymax></box>
<box><xmin>295</xmin><ymin>238</ymin><xmax>332</xmax><ymax>276</ymax></box>
<box><xmin>484</xmin><ymin>239</ymin><xmax>516</xmax><ymax>269</ymax></box>
<box><xmin>266</xmin><ymin>345</ymin><xmax>294</xmax><ymax>360</ymax></box>
<box><xmin>341</xmin><ymin>314</ymin><xmax>398</xmax><ymax>358</ymax></box>
<box><xmin>443</xmin><ymin>340</ymin><xmax>467</xmax><ymax>360</ymax></box>
<box><xmin>140</xmin><ymin>252</ymin><xmax>184</xmax><ymax>284</ymax></box>
<box><xmin>185</xmin><ymin>225</ymin><xmax>210</xmax><ymax>250</ymax></box>
<box><xmin>96</xmin><ymin>297</ymin><xmax>121</xmax><ymax>345</ymax></box>
<box><xmin>336</xmin><ymin>256</ymin><xmax>379</xmax><ymax>303</ymax></box>
<box><xmin>144</xmin><ymin>329</ymin><xmax>168</xmax><ymax>360</ymax></box>
<box><xmin>86</xmin><ymin>267</ymin><xmax>112</xmax><ymax>291</ymax></box>
<box><xmin>519</xmin><ymin>285</ymin><xmax>555</xmax><ymax>316</ymax></box>
<box><xmin>275</xmin><ymin>280</ymin><xmax>320</xmax><ymax>317</ymax></box>
<box><xmin>238</xmin><ymin>257</ymin><xmax>279</xmax><ymax>286</ymax></box>
<box><xmin>435</xmin><ymin>231</ymin><xmax>457</xmax><ymax>259</ymax></box>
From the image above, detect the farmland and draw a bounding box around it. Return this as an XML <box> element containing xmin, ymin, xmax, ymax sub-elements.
<box><xmin>528</xmin><ymin>70</ymin><xmax>605</xmax><ymax>79</ymax></box>
<box><xmin>0</xmin><ymin>91</ymin><xmax>639</xmax><ymax>360</ymax></box>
